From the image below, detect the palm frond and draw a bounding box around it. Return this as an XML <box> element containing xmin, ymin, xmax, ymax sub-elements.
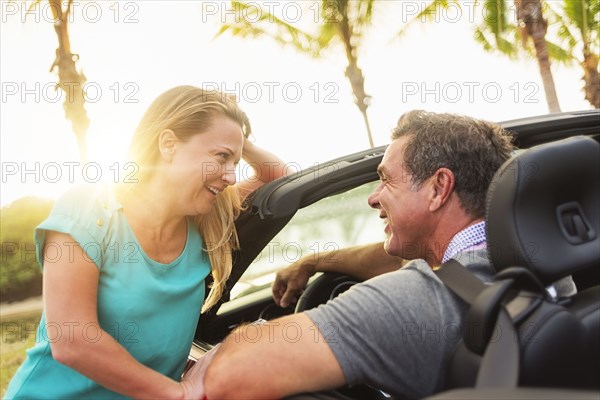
<box><xmin>396</xmin><ymin>0</ymin><xmax>461</xmax><ymax>38</ymax></box>
<box><xmin>583</xmin><ymin>0</ymin><xmax>600</xmax><ymax>46</ymax></box>
<box><xmin>473</xmin><ymin>26</ymin><xmax>497</xmax><ymax>53</ymax></box>
<box><xmin>546</xmin><ymin>40</ymin><xmax>576</xmax><ymax>64</ymax></box>
<box><xmin>317</xmin><ymin>21</ymin><xmax>338</xmax><ymax>48</ymax></box>
<box><xmin>544</xmin><ymin>0</ymin><xmax>598</xmax><ymax>53</ymax></box>
<box><xmin>563</xmin><ymin>0</ymin><xmax>585</xmax><ymax>33</ymax></box>
<box><xmin>545</xmin><ymin>1</ymin><xmax>579</xmax><ymax>48</ymax></box>
<box><xmin>352</xmin><ymin>0</ymin><xmax>376</xmax><ymax>31</ymax></box>
<box><xmin>473</xmin><ymin>1</ymin><xmax>520</xmax><ymax>59</ymax></box>
<box><xmin>480</xmin><ymin>0</ymin><xmax>512</xmax><ymax>37</ymax></box>
<box><xmin>216</xmin><ymin>1</ymin><xmax>324</xmax><ymax>56</ymax></box>
<box><xmin>474</xmin><ymin>25</ymin><xmax>520</xmax><ymax>59</ymax></box>
<box><xmin>557</xmin><ymin>23</ymin><xmax>579</xmax><ymax>49</ymax></box>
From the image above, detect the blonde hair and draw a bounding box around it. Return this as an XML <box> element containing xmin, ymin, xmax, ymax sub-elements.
<box><xmin>125</xmin><ymin>85</ymin><xmax>250</xmax><ymax>312</ymax></box>
<box><xmin>196</xmin><ymin>186</ymin><xmax>242</xmax><ymax>313</ymax></box>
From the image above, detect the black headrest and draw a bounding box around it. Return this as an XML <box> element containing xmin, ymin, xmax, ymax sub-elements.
<box><xmin>486</xmin><ymin>136</ymin><xmax>600</xmax><ymax>285</ymax></box>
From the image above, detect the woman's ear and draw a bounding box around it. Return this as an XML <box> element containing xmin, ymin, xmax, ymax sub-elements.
<box><xmin>158</xmin><ymin>129</ymin><xmax>178</xmax><ymax>161</ymax></box>
<box><xmin>429</xmin><ymin>167</ymin><xmax>455</xmax><ymax>212</ymax></box>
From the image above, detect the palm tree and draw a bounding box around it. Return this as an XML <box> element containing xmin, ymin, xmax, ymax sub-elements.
<box><xmin>217</xmin><ymin>0</ymin><xmax>376</xmax><ymax>148</ymax></box>
<box><xmin>398</xmin><ymin>0</ymin><xmax>562</xmax><ymax>113</ymax></box>
<box><xmin>31</xmin><ymin>0</ymin><xmax>90</xmax><ymax>161</ymax></box>
<box><xmin>514</xmin><ymin>0</ymin><xmax>560</xmax><ymax>112</ymax></box>
<box><xmin>545</xmin><ymin>0</ymin><xmax>600</xmax><ymax>108</ymax></box>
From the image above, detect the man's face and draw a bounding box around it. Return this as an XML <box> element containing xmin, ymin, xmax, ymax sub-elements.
<box><xmin>368</xmin><ymin>137</ymin><xmax>432</xmax><ymax>259</ymax></box>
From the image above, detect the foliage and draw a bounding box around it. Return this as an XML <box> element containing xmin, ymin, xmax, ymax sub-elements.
<box><xmin>545</xmin><ymin>0</ymin><xmax>600</xmax><ymax>108</ymax></box>
<box><xmin>1</xmin><ymin>197</ymin><xmax>54</xmax><ymax>303</ymax></box>
<box><xmin>216</xmin><ymin>1</ymin><xmax>324</xmax><ymax>56</ymax></box>
<box><xmin>454</xmin><ymin>0</ymin><xmax>598</xmax><ymax>109</ymax></box>
<box><xmin>546</xmin><ymin>0</ymin><xmax>600</xmax><ymax>59</ymax></box>
<box><xmin>399</xmin><ymin>0</ymin><xmax>560</xmax><ymax>112</ymax></box>
<box><xmin>217</xmin><ymin>0</ymin><xmax>377</xmax><ymax>147</ymax></box>
<box><xmin>0</xmin><ymin>311</ymin><xmax>41</xmax><ymax>397</ymax></box>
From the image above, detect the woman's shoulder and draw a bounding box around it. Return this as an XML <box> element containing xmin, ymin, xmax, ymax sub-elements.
<box><xmin>42</xmin><ymin>183</ymin><xmax>122</xmax><ymax>239</ymax></box>
<box><xmin>57</xmin><ymin>182</ymin><xmax>113</xmax><ymax>202</ymax></box>
<box><xmin>35</xmin><ymin>183</ymin><xmax>122</xmax><ymax>269</ymax></box>
<box><xmin>53</xmin><ymin>183</ymin><xmax>120</xmax><ymax>215</ymax></box>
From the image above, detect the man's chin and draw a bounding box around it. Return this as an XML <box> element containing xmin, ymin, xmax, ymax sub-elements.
<box><xmin>383</xmin><ymin>239</ymin><xmax>399</xmax><ymax>257</ymax></box>
<box><xmin>385</xmin><ymin>238</ymin><xmax>420</xmax><ymax>260</ymax></box>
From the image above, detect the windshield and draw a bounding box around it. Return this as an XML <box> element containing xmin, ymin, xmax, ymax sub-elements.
<box><xmin>229</xmin><ymin>181</ymin><xmax>384</xmax><ymax>300</ymax></box>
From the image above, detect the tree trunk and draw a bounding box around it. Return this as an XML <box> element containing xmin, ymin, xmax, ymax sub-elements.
<box><xmin>48</xmin><ymin>0</ymin><xmax>90</xmax><ymax>162</ymax></box>
<box><xmin>582</xmin><ymin>49</ymin><xmax>600</xmax><ymax>108</ymax></box>
<box><xmin>516</xmin><ymin>0</ymin><xmax>561</xmax><ymax>113</ymax></box>
<box><xmin>336</xmin><ymin>1</ymin><xmax>375</xmax><ymax>148</ymax></box>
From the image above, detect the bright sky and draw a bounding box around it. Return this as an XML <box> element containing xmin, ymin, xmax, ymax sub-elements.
<box><xmin>0</xmin><ymin>0</ymin><xmax>592</xmax><ymax>207</ymax></box>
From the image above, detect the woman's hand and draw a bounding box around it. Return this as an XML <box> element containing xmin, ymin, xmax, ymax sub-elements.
<box><xmin>237</xmin><ymin>139</ymin><xmax>288</xmax><ymax>198</ymax></box>
<box><xmin>180</xmin><ymin>344</ymin><xmax>221</xmax><ymax>399</ymax></box>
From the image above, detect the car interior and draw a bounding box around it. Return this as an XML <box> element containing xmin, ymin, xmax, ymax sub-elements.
<box><xmin>190</xmin><ymin>111</ymin><xmax>600</xmax><ymax>399</ymax></box>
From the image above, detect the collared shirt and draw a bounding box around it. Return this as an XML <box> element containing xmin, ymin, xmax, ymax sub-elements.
<box><xmin>439</xmin><ymin>220</ymin><xmax>575</xmax><ymax>298</ymax></box>
<box><xmin>442</xmin><ymin>221</ymin><xmax>487</xmax><ymax>263</ymax></box>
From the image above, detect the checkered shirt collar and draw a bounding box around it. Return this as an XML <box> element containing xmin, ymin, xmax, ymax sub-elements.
<box><xmin>442</xmin><ymin>221</ymin><xmax>487</xmax><ymax>263</ymax></box>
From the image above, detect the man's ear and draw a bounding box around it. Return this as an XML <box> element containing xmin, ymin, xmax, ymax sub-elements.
<box><xmin>158</xmin><ymin>129</ymin><xmax>178</xmax><ymax>161</ymax></box>
<box><xmin>429</xmin><ymin>167</ymin><xmax>455</xmax><ymax>212</ymax></box>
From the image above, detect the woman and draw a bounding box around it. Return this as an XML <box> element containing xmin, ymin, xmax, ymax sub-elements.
<box><xmin>5</xmin><ymin>86</ymin><xmax>287</xmax><ymax>399</ymax></box>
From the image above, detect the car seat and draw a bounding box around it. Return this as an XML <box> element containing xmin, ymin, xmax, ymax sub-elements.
<box><xmin>443</xmin><ymin>135</ymin><xmax>600</xmax><ymax>391</ymax></box>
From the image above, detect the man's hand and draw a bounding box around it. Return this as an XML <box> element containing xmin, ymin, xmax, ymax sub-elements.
<box><xmin>179</xmin><ymin>344</ymin><xmax>221</xmax><ymax>399</ymax></box>
<box><xmin>272</xmin><ymin>260</ymin><xmax>316</xmax><ymax>308</ymax></box>
<box><xmin>272</xmin><ymin>243</ymin><xmax>400</xmax><ymax>308</ymax></box>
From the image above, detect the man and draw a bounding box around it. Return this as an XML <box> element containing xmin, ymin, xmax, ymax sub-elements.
<box><xmin>197</xmin><ymin>110</ymin><xmax>515</xmax><ymax>399</ymax></box>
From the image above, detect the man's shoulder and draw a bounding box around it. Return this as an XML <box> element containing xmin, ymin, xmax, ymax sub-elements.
<box><xmin>364</xmin><ymin>259</ymin><xmax>438</xmax><ymax>293</ymax></box>
<box><xmin>452</xmin><ymin>248</ymin><xmax>495</xmax><ymax>282</ymax></box>
<box><xmin>383</xmin><ymin>248</ymin><xmax>494</xmax><ymax>284</ymax></box>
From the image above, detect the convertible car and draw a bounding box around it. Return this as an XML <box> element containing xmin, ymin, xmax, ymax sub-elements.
<box><xmin>191</xmin><ymin>110</ymin><xmax>600</xmax><ymax>399</ymax></box>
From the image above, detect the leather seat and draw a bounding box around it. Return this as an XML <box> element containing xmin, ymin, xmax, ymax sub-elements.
<box><xmin>445</xmin><ymin>136</ymin><xmax>600</xmax><ymax>390</ymax></box>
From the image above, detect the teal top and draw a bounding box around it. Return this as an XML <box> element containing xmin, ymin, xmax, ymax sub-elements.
<box><xmin>5</xmin><ymin>184</ymin><xmax>210</xmax><ymax>399</ymax></box>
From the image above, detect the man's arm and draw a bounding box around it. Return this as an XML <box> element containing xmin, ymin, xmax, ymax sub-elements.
<box><xmin>273</xmin><ymin>242</ymin><xmax>405</xmax><ymax>307</ymax></box>
<box><xmin>204</xmin><ymin>313</ymin><xmax>345</xmax><ymax>399</ymax></box>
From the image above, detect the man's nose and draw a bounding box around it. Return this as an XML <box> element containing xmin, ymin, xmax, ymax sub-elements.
<box><xmin>368</xmin><ymin>185</ymin><xmax>382</xmax><ymax>209</ymax></box>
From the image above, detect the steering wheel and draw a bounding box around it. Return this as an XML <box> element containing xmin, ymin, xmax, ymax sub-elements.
<box><xmin>294</xmin><ymin>272</ymin><xmax>392</xmax><ymax>400</ymax></box>
<box><xmin>295</xmin><ymin>272</ymin><xmax>359</xmax><ymax>313</ymax></box>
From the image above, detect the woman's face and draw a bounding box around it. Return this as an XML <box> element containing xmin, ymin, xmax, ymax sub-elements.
<box><xmin>165</xmin><ymin>115</ymin><xmax>244</xmax><ymax>216</ymax></box>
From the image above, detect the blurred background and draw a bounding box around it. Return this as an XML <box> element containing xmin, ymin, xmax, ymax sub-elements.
<box><xmin>2</xmin><ymin>1</ymin><xmax>598</xmax><ymax>205</ymax></box>
<box><xmin>1</xmin><ymin>0</ymin><xmax>598</xmax><ymax>393</ymax></box>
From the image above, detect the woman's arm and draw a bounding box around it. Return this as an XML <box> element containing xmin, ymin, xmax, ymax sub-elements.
<box><xmin>236</xmin><ymin>139</ymin><xmax>288</xmax><ymax>198</ymax></box>
<box><xmin>43</xmin><ymin>231</ymin><xmax>194</xmax><ymax>399</ymax></box>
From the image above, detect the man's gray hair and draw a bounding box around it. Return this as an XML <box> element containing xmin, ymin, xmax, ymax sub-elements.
<box><xmin>391</xmin><ymin>110</ymin><xmax>515</xmax><ymax>216</ymax></box>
